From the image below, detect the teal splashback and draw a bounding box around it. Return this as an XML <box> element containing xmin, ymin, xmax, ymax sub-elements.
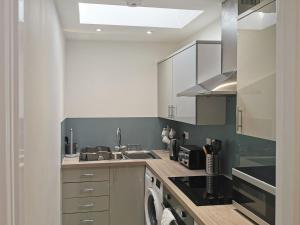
<box><xmin>61</xmin><ymin>97</ymin><xmax>276</xmax><ymax>176</ymax></box>
<box><xmin>63</xmin><ymin>117</ymin><xmax>166</xmax><ymax>150</ymax></box>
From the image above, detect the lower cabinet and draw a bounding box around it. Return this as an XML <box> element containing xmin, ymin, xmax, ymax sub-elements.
<box><xmin>62</xmin><ymin>166</ymin><xmax>145</xmax><ymax>225</ymax></box>
<box><xmin>110</xmin><ymin>166</ymin><xmax>145</xmax><ymax>225</ymax></box>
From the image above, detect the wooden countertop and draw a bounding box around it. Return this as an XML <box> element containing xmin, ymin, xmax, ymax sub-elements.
<box><xmin>62</xmin><ymin>156</ymin><xmax>146</xmax><ymax>168</ymax></box>
<box><xmin>62</xmin><ymin>150</ymin><xmax>253</xmax><ymax>225</ymax></box>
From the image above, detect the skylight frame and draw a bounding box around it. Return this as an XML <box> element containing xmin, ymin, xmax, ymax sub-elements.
<box><xmin>78</xmin><ymin>3</ymin><xmax>203</xmax><ymax>29</ymax></box>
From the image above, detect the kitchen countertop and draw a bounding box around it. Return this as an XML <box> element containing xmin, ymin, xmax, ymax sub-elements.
<box><xmin>62</xmin><ymin>150</ymin><xmax>253</xmax><ymax>225</ymax></box>
<box><xmin>62</xmin><ymin>155</ymin><xmax>146</xmax><ymax>168</ymax></box>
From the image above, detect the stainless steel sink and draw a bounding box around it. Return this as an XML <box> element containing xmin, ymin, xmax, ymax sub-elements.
<box><xmin>111</xmin><ymin>152</ymin><xmax>125</xmax><ymax>160</ymax></box>
<box><xmin>79</xmin><ymin>146</ymin><xmax>158</xmax><ymax>161</ymax></box>
<box><xmin>123</xmin><ymin>150</ymin><xmax>158</xmax><ymax>159</ymax></box>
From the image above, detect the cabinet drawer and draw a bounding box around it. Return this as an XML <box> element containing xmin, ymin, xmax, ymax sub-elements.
<box><xmin>63</xmin><ymin>196</ymin><xmax>109</xmax><ymax>214</ymax></box>
<box><xmin>63</xmin><ymin>211</ymin><xmax>109</xmax><ymax>225</ymax></box>
<box><xmin>62</xmin><ymin>168</ymin><xmax>109</xmax><ymax>183</ymax></box>
<box><xmin>63</xmin><ymin>181</ymin><xmax>109</xmax><ymax>198</ymax></box>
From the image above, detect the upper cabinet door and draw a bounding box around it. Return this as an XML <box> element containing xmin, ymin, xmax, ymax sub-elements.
<box><xmin>237</xmin><ymin>1</ymin><xmax>276</xmax><ymax>140</ymax></box>
<box><xmin>197</xmin><ymin>43</ymin><xmax>222</xmax><ymax>83</ymax></box>
<box><xmin>158</xmin><ymin>58</ymin><xmax>173</xmax><ymax>119</ymax></box>
<box><xmin>172</xmin><ymin>45</ymin><xmax>197</xmax><ymax>124</ymax></box>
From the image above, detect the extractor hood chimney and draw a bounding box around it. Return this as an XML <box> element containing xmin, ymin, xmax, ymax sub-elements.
<box><xmin>178</xmin><ymin>0</ymin><xmax>238</xmax><ymax>97</ymax></box>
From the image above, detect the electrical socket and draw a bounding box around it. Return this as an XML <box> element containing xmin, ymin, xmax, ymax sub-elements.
<box><xmin>183</xmin><ymin>131</ymin><xmax>189</xmax><ymax>140</ymax></box>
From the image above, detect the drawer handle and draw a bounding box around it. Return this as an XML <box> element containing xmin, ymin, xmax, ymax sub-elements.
<box><xmin>80</xmin><ymin>219</ymin><xmax>95</xmax><ymax>224</ymax></box>
<box><xmin>82</xmin><ymin>188</ymin><xmax>95</xmax><ymax>193</ymax></box>
<box><xmin>81</xmin><ymin>173</ymin><xmax>95</xmax><ymax>177</ymax></box>
<box><xmin>79</xmin><ymin>203</ymin><xmax>94</xmax><ymax>208</ymax></box>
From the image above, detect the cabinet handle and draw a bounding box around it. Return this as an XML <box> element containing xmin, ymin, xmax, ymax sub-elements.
<box><xmin>168</xmin><ymin>105</ymin><xmax>171</xmax><ymax>118</ymax></box>
<box><xmin>79</xmin><ymin>203</ymin><xmax>94</xmax><ymax>208</ymax></box>
<box><xmin>80</xmin><ymin>219</ymin><xmax>95</xmax><ymax>224</ymax></box>
<box><xmin>82</xmin><ymin>188</ymin><xmax>95</xmax><ymax>193</ymax></box>
<box><xmin>237</xmin><ymin>108</ymin><xmax>243</xmax><ymax>133</ymax></box>
<box><xmin>81</xmin><ymin>173</ymin><xmax>95</xmax><ymax>177</ymax></box>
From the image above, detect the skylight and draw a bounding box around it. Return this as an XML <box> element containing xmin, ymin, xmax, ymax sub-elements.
<box><xmin>79</xmin><ymin>3</ymin><xmax>203</xmax><ymax>29</ymax></box>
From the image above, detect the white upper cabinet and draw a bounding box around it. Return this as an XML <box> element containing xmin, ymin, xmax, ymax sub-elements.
<box><xmin>237</xmin><ymin>1</ymin><xmax>276</xmax><ymax>140</ymax></box>
<box><xmin>157</xmin><ymin>41</ymin><xmax>225</xmax><ymax>125</ymax></box>
<box><xmin>172</xmin><ymin>45</ymin><xmax>197</xmax><ymax>124</ymax></box>
<box><xmin>197</xmin><ymin>43</ymin><xmax>222</xmax><ymax>83</ymax></box>
<box><xmin>158</xmin><ymin>58</ymin><xmax>173</xmax><ymax>119</ymax></box>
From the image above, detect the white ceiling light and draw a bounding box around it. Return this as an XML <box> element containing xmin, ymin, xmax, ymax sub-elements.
<box><xmin>96</xmin><ymin>28</ymin><xmax>102</xmax><ymax>32</ymax></box>
<box><xmin>146</xmin><ymin>30</ymin><xmax>153</xmax><ymax>34</ymax></box>
<box><xmin>79</xmin><ymin>3</ymin><xmax>203</xmax><ymax>29</ymax></box>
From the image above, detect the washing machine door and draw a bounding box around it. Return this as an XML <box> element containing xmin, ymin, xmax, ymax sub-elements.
<box><xmin>145</xmin><ymin>188</ymin><xmax>163</xmax><ymax>225</ymax></box>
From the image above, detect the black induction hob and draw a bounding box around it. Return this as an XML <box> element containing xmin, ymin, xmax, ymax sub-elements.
<box><xmin>169</xmin><ymin>175</ymin><xmax>232</xmax><ymax>206</ymax></box>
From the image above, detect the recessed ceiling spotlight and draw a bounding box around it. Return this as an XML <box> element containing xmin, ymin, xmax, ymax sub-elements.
<box><xmin>127</xmin><ymin>2</ymin><xmax>137</xmax><ymax>7</ymax></box>
<box><xmin>96</xmin><ymin>28</ymin><xmax>102</xmax><ymax>32</ymax></box>
<box><xmin>126</xmin><ymin>0</ymin><xmax>141</xmax><ymax>7</ymax></box>
<box><xmin>147</xmin><ymin>30</ymin><xmax>153</xmax><ymax>34</ymax></box>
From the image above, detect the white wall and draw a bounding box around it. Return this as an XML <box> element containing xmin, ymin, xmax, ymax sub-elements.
<box><xmin>23</xmin><ymin>0</ymin><xmax>65</xmax><ymax>225</ymax></box>
<box><xmin>179</xmin><ymin>18</ymin><xmax>222</xmax><ymax>47</ymax></box>
<box><xmin>65</xmin><ymin>40</ymin><xmax>176</xmax><ymax>118</ymax></box>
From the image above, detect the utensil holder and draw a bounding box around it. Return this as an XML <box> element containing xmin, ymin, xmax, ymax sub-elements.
<box><xmin>206</xmin><ymin>154</ymin><xmax>219</xmax><ymax>175</ymax></box>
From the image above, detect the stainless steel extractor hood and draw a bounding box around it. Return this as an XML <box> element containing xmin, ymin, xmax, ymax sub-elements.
<box><xmin>178</xmin><ymin>0</ymin><xmax>237</xmax><ymax>97</ymax></box>
<box><xmin>177</xmin><ymin>70</ymin><xmax>237</xmax><ymax>96</ymax></box>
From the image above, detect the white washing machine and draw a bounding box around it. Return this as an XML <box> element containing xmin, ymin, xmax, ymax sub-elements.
<box><xmin>145</xmin><ymin>168</ymin><xmax>164</xmax><ymax>225</ymax></box>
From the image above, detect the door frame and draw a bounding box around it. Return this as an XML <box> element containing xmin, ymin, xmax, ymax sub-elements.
<box><xmin>0</xmin><ymin>0</ymin><xmax>21</xmax><ymax>224</ymax></box>
<box><xmin>276</xmin><ymin>0</ymin><xmax>300</xmax><ymax>224</ymax></box>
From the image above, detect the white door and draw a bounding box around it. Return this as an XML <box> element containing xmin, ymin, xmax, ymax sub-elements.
<box><xmin>172</xmin><ymin>45</ymin><xmax>197</xmax><ymax>124</ymax></box>
<box><xmin>237</xmin><ymin>1</ymin><xmax>276</xmax><ymax>140</ymax></box>
<box><xmin>158</xmin><ymin>58</ymin><xmax>173</xmax><ymax>119</ymax></box>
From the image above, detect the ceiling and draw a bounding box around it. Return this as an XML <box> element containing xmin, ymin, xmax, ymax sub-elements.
<box><xmin>55</xmin><ymin>0</ymin><xmax>222</xmax><ymax>43</ymax></box>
